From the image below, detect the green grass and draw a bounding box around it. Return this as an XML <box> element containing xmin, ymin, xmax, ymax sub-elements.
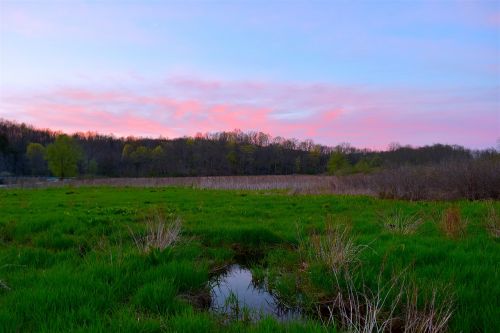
<box><xmin>0</xmin><ymin>187</ymin><xmax>498</xmax><ymax>332</ymax></box>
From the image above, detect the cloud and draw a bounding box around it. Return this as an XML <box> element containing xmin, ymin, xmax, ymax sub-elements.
<box><xmin>1</xmin><ymin>76</ymin><xmax>498</xmax><ymax>149</ymax></box>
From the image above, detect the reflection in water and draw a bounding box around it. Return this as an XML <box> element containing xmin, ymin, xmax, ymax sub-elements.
<box><xmin>210</xmin><ymin>264</ymin><xmax>301</xmax><ymax>322</ymax></box>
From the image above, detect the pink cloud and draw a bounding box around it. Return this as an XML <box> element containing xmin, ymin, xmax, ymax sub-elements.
<box><xmin>1</xmin><ymin>76</ymin><xmax>498</xmax><ymax>149</ymax></box>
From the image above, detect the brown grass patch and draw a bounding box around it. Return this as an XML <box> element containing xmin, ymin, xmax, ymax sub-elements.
<box><xmin>440</xmin><ymin>207</ymin><xmax>466</xmax><ymax>238</ymax></box>
<box><xmin>485</xmin><ymin>203</ymin><xmax>500</xmax><ymax>238</ymax></box>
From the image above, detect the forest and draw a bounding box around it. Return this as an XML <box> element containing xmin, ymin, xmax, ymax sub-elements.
<box><xmin>1</xmin><ymin>119</ymin><xmax>494</xmax><ymax>178</ymax></box>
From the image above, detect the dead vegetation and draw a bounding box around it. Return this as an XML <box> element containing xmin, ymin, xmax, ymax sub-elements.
<box><xmin>305</xmin><ymin>224</ymin><xmax>366</xmax><ymax>274</ymax></box>
<box><xmin>440</xmin><ymin>207</ymin><xmax>467</xmax><ymax>238</ymax></box>
<box><xmin>129</xmin><ymin>211</ymin><xmax>182</xmax><ymax>253</ymax></box>
<box><xmin>5</xmin><ymin>156</ymin><xmax>500</xmax><ymax>201</ymax></box>
<box><xmin>326</xmin><ymin>270</ymin><xmax>404</xmax><ymax>333</ymax></box>
<box><xmin>298</xmin><ymin>215</ymin><xmax>455</xmax><ymax>332</ymax></box>
<box><xmin>485</xmin><ymin>203</ymin><xmax>500</xmax><ymax>238</ymax></box>
<box><xmin>321</xmin><ymin>267</ymin><xmax>454</xmax><ymax>333</ymax></box>
<box><xmin>403</xmin><ymin>285</ymin><xmax>455</xmax><ymax>333</ymax></box>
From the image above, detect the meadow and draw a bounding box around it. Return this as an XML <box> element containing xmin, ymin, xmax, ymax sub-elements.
<box><xmin>0</xmin><ymin>186</ymin><xmax>498</xmax><ymax>332</ymax></box>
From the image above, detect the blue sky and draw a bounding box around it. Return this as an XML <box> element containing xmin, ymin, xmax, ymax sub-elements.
<box><xmin>1</xmin><ymin>0</ymin><xmax>499</xmax><ymax>149</ymax></box>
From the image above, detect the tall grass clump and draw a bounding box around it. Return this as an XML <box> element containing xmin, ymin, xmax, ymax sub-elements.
<box><xmin>328</xmin><ymin>271</ymin><xmax>404</xmax><ymax>333</ymax></box>
<box><xmin>485</xmin><ymin>203</ymin><xmax>500</xmax><ymax>238</ymax></box>
<box><xmin>329</xmin><ymin>277</ymin><xmax>454</xmax><ymax>333</ymax></box>
<box><xmin>404</xmin><ymin>285</ymin><xmax>454</xmax><ymax>333</ymax></box>
<box><xmin>379</xmin><ymin>209</ymin><xmax>423</xmax><ymax>235</ymax></box>
<box><xmin>0</xmin><ymin>279</ymin><xmax>9</xmax><ymax>291</ymax></box>
<box><xmin>305</xmin><ymin>224</ymin><xmax>366</xmax><ymax>274</ymax></box>
<box><xmin>0</xmin><ymin>264</ymin><xmax>11</xmax><ymax>291</ymax></box>
<box><xmin>129</xmin><ymin>211</ymin><xmax>182</xmax><ymax>253</ymax></box>
<box><xmin>440</xmin><ymin>207</ymin><xmax>466</xmax><ymax>238</ymax></box>
<box><xmin>322</xmin><ymin>268</ymin><xmax>455</xmax><ymax>332</ymax></box>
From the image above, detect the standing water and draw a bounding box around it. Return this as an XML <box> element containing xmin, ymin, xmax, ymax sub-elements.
<box><xmin>210</xmin><ymin>264</ymin><xmax>301</xmax><ymax>322</ymax></box>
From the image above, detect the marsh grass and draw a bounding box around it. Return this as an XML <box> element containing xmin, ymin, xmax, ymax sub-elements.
<box><xmin>209</xmin><ymin>287</ymin><xmax>256</xmax><ymax>323</ymax></box>
<box><xmin>327</xmin><ymin>271</ymin><xmax>404</xmax><ymax>333</ymax></box>
<box><xmin>0</xmin><ymin>264</ymin><xmax>18</xmax><ymax>291</ymax></box>
<box><xmin>129</xmin><ymin>211</ymin><xmax>182</xmax><ymax>253</ymax></box>
<box><xmin>485</xmin><ymin>203</ymin><xmax>500</xmax><ymax>238</ymax></box>
<box><xmin>321</xmin><ymin>265</ymin><xmax>454</xmax><ymax>333</ymax></box>
<box><xmin>306</xmin><ymin>224</ymin><xmax>366</xmax><ymax>274</ymax></box>
<box><xmin>0</xmin><ymin>280</ymin><xmax>9</xmax><ymax>291</ymax></box>
<box><xmin>378</xmin><ymin>209</ymin><xmax>423</xmax><ymax>235</ymax></box>
<box><xmin>0</xmin><ymin>187</ymin><xmax>497</xmax><ymax>332</ymax></box>
<box><xmin>403</xmin><ymin>284</ymin><xmax>454</xmax><ymax>333</ymax></box>
<box><xmin>440</xmin><ymin>207</ymin><xmax>467</xmax><ymax>238</ymax></box>
<box><xmin>301</xmin><ymin>218</ymin><xmax>455</xmax><ymax>333</ymax></box>
<box><xmin>224</xmin><ymin>291</ymin><xmax>252</xmax><ymax>323</ymax></box>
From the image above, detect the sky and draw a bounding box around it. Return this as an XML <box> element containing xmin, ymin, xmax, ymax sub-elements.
<box><xmin>0</xmin><ymin>0</ymin><xmax>499</xmax><ymax>150</ymax></box>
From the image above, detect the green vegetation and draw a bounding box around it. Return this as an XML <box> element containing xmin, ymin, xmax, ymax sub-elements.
<box><xmin>327</xmin><ymin>152</ymin><xmax>381</xmax><ymax>175</ymax></box>
<box><xmin>45</xmin><ymin>135</ymin><xmax>82</xmax><ymax>179</ymax></box>
<box><xmin>3</xmin><ymin>119</ymin><xmax>494</xmax><ymax>179</ymax></box>
<box><xmin>0</xmin><ymin>187</ymin><xmax>498</xmax><ymax>332</ymax></box>
<box><xmin>26</xmin><ymin>143</ymin><xmax>47</xmax><ymax>176</ymax></box>
<box><xmin>327</xmin><ymin>151</ymin><xmax>351</xmax><ymax>175</ymax></box>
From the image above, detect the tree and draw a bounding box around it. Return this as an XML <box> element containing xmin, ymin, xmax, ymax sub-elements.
<box><xmin>294</xmin><ymin>156</ymin><xmax>301</xmax><ymax>173</ymax></box>
<box><xmin>327</xmin><ymin>152</ymin><xmax>351</xmax><ymax>175</ymax></box>
<box><xmin>354</xmin><ymin>158</ymin><xmax>371</xmax><ymax>174</ymax></box>
<box><xmin>45</xmin><ymin>135</ymin><xmax>82</xmax><ymax>179</ymax></box>
<box><xmin>0</xmin><ymin>133</ymin><xmax>8</xmax><ymax>154</ymax></box>
<box><xmin>26</xmin><ymin>143</ymin><xmax>47</xmax><ymax>175</ymax></box>
<box><xmin>226</xmin><ymin>150</ymin><xmax>238</xmax><ymax>174</ymax></box>
<box><xmin>122</xmin><ymin>144</ymin><xmax>152</xmax><ymax>176</ymax></box>
<box><xmin>87</xmin><ymin>159</ymin><xmax>98</xmax><ymax>175</ymax></box>
<box><xmin>130</xmin><ymin>145</ymin><xmax>151</xmax><ymax>176</ymax></box>
<box><xmin>122</xmin><ymin>143</ymin><xmax>134</xmax><ymax>160</ymax></box>
<box><xmin>151</xmin><ymin>145</ymin><xmax>166</xmax><ymax>175</ymax></box>
<box><xmin>304</xmin><ymin>146</ymin><xmax>321</xmax><ymax>174</ymax></box>
<box><xmin>388</xmin><ymin>142</ymin><xmax>402</xmax><ymax>151</ymax></box>
<box><xmin>151</xmin><ymin>145</ymin><xmax>164</xmax><ymax>160</ymax></box>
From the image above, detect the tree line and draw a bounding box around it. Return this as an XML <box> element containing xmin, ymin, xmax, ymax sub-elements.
<box><xmin>0</xmin><ymin>119</ymin><xmax>496</xmax><ymax>178</ymax></box>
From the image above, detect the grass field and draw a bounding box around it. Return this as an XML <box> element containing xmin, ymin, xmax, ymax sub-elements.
<box><xmin>0</xmin><ymin>187</ymin><xmax>498</xmax><ymax>332</ymax></box>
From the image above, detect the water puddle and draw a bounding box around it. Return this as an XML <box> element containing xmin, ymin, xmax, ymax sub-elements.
<box><xmin>209</xmin><ymin>264</ymin><xmax>301</xmax><ymax>322</ymax></box>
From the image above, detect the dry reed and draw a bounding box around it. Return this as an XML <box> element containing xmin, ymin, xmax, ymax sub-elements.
<box><xmin>440</xmin><ymin>207</ymin><xmax>466</xmax><ymax>238</ymax></box>
<box><xmin>485</xmin><ymin>203</ymin><xmax>500</xmax><ymax>238</ymax></box>
<box><xmin>324</xmin><ymin>272</ymin><xmax>454</xmax><ymax>333</ymax></box>
<box><xmin>329</xmin><ymin>271</ymin><xmax>404</xmax><ymax>333</ymax></box>
<box><xmin>306</xmin><ymin>224</ymin><xmax>366</xmax><ymax>274</ymax></box>
<box><xmin>403</xmin><ymin>285</ymin><xmax>454</xmax><ymax>333</ymax></box>
<box><xmin>129</xmin><ymin>212</ymin><xmax>182</xmax><ymax>253</ymax></box>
